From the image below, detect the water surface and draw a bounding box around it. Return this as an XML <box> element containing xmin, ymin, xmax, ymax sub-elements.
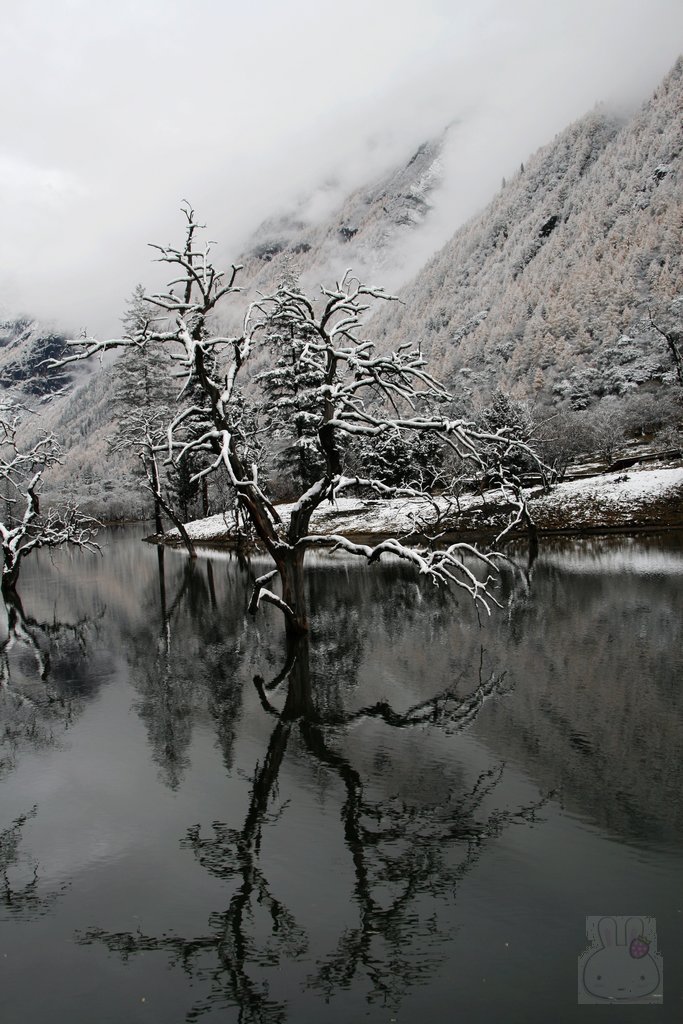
<box><xmin>1</xmin><ymin>528</ymin><xmax>682</xmax><ymax>1022</ymax></box>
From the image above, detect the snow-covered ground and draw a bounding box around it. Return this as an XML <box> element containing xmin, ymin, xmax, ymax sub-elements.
<box><xmin>527</xmin><ymin>466</ymin><xmax>683</xmax><ymax>529</ymax></box>
<box><xmin>164</xmin><ymin>465</ymin><xmax>683</xmax><ymax>546</ymax></box>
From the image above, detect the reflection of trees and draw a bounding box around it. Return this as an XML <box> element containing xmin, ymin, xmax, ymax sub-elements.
<box><xmin>1</xmin><ymin>806</ymin><xmax>69</xmax><ymax>920</ymax></box>
<box><xmin>0</xmin><ymin>591</ymin><xmax>96</xmax><ymax>918</ymax></box>
<box><xmin>81</xmin><ymin>630</ymin><xmax>547</xmax><ymax>1021</ymax></box>
<box><xmin>127</xmin><ymin>551</ymin><xmax>499</xmax><ymax>789</ymax></box>
<box><xmin>471</xmin><ymin>538</ymin><xmax>683</xmax><ymax>843</ymax></box>
<box><xmin>0</xmin><ymin>589</ymin><xmax>97</xmax><ymax>779</ymax></box>
<box><xmin>299</xmin><ymin>729</ymin><xmax>540</xmax><ymax>1007</ymax></box>
<box><xmin>123</xmin><ymin>550</ymin><xmax>255</xmax><ymax>789</ymax></box>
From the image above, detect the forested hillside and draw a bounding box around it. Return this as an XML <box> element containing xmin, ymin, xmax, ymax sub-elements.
<box><xmin>373</xmin><ymin>58</ymin><xmax>683</xmax><ymax>417</ymax></box>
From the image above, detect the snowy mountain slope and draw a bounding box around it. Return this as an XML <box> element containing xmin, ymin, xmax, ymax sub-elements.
<box><xmin>11</xmin><ymin>362</ymin><xmax>147</xmax><ymax>519</ymax></box>
<box><xmin>372</xmin><ymin>57</ymin><xmax>683</xmax><ymax>412</ymax></box>
<box><xmin>0</xmin><ymin>318</ymin><xmax>78</xmax><ymax>398</ymax></box>
<box><xmin>224</xmin><ymin>132</ymin><xmax>446</xmax><ymax>312</ymax></box>
<box><xmin>3</xmin><ymin>59</ymin><xmax>682</xmax><ymax>519</ymax></box>
<box><xmin>0</xmin><ymin>318</ymin><xmax>143</xmax><ymax>519</ymax></box>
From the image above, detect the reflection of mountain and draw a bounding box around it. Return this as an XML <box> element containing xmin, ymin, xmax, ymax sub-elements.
<box><xmin>4</xmin><ymin>528</ymin><xmax>682</xmax><ymax>1021</ymax></box>
<box><xmin>116</xmin><ymin>533</ymin><xmax>683</xmax><ymax>849</ymax></box>
<box><xmin>17</xmin><ymin>528</ymin><xmax>683</xmax><ymax>853</ymax></box>
<box><xmin>471</xmin><ymin>538</ymin><xmax>683</xmax><ymax>844</ymax></box>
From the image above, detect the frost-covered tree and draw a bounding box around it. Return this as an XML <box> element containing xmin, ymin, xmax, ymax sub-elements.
<box><xmin>0</xmin><ymin>410</ymin><xmax>97</xmax><ymax>593</ymax></box>
<box><xmin>111</xmin><ymin>285</ymin><xmax>178</xmax><ymax>534</ymax></box>
<box><xmin>648</xmin><ymin>303</ymin><xmax>683</xmax><ymax>390</ymax></box>
<box><xmin>347</xmin><ymin>427</ymin><xmax>445</xmax><ymax>490</ymax></box>
<box><xmin>51</xmin><ymin>204</ymin><xmax>545</xmax><ymax>638</ymax></box>
<box><xmin>256</xmin><ymin>307</ymin><xmax>326</xmax><ymax>496</ymax></box>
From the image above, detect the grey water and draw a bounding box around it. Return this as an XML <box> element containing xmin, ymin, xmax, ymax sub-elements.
<box><xmin>1</xmin><ymin>528</ymin><xmax>682</xmax><ymax>1023</ymax></box>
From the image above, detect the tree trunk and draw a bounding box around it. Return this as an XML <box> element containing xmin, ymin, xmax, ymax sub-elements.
<box><xmin>1</xmin><ymin>553</ymin><xmax>20</xmax><ymax>594</ymax></box>
<box><xmin>281</xmin><ymin>632</ymin><xmax>315</xmax><ymax>720</ymax></box>
<box><xmin>154</xmin><ymin>496</ymin><xmax>164</xmax><ymax>536</ymax></box>
<box><xmin>145</xmin><ymin>453</ymin><xmax>197</xmax><ymax>559</ymax></box>
<box><xmin>150</xmin><ymin>458</ymin><xmax>165</xmax><ymax>536</ymax></box>
<box><xmin>277</xmin><ymin>548</ymin><xmax>309</xmax><ymax>638</ymax></box>
<box><xmin>665</xmin><ymin>330</ymin><xmax>683</xmax><ymax>389</ymax></box>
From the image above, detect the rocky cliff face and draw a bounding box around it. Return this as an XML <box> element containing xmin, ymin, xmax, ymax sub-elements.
<box><xmin>0</xmin><ymin>318</ymin><xmax>74</xmax><ymax>397</ymax></box>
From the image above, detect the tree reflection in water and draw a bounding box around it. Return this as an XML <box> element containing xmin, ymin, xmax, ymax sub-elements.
<box><xmin>0</xmin><ymin>806</ymin><xmax>71</xmax><ymax>921</ymax></box>
<box><xmin>81</xmin><ymin>554</ymin><xmax>549</xmax><ymax>1022</ymax></box>
<box><xmin>124</xmin><ymin>549</ymin><xmax>252</xmax><ymax>789</ymax></box>
<box><xmin>0</xmin><ymin>590</ymin><xmax>98</xmax><ymax>918</ymax></box>
<box><xmin>0</xmin><ymin>587</ymin><xmax>98</xmax><ymax>777</ymax></box>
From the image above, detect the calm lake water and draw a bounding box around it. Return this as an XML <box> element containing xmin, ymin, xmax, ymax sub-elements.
<box><xmin>1</xmin><ymin>527</ymin><xmax>682</xmax><ymax>1023</ymax></box>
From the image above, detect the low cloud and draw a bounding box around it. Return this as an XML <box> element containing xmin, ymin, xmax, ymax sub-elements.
<box><xmin>1</xmin><ymin>0</ymin><xmax>681</xmax><ymax>334</ymax></box>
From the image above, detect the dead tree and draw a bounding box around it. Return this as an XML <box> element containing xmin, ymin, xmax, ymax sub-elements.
<box><xmin>0</xmin><ymin>412</ymin><xmax>98</xmax><ymax>593</ymax></box>
<box><xmin>50</xmin><ymin>203</ymin><xmax>546</xmax><ymax>635</ymax></box>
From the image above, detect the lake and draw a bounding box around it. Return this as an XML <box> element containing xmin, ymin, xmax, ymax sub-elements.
<box><xmin>1</xmin><ymin>527</ymin><xmax>682</xmax><ymax>1022</ymax></box>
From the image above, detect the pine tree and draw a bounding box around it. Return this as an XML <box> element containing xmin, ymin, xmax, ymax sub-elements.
<box><xmin>256</xmin><ymin>276</ymin><xmax>327</xmax><ymax>496</ymax></box>
<box><xmin>111</xmin><ymin>285</ymin><xmax>177</xmax><ymax>532</ymax></box>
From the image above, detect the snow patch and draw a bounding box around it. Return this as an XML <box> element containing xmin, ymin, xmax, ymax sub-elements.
<box><xmin>165</xmin><ymin>466</ymin><xmax>683</xmax><ymax>545</ymax></box>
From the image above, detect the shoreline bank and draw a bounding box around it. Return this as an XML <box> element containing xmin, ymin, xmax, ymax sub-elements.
<box><xmin>154</xmin><ymin>464</ymin><xmax>683</xmax><ymax>550</ymax></box>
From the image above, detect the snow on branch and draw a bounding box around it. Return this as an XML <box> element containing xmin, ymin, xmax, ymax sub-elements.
<box><xmin>295</xmin><ymin>533</ymin><xmax>499</xmax><ymax>613</ymax></box>
<box><xmin>0</xmin><ymin>416</ymin><xmax>98</xmax><ymax>593</ymax></box>
<box><xmin>41</xmin><ymin>205</ymin><xmax>550</xmax><ymax>632</ymax></box>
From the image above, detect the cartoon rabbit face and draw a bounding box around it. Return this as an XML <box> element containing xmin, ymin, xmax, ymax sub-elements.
<box><xmin>582</xmin><ymin>917</ymin><xmax>660</xmax><ymax>1001</ymax></box>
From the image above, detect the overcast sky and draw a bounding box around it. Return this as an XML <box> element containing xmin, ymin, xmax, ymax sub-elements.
<box><xmin>1</xmin><ymin>0</ymin><xmax>682</xmax><ymax>334</ymax></box>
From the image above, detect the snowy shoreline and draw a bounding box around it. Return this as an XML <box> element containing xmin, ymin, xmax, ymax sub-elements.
<box><xmin>159</xmin><ymin>465</ymin><xmax>683</xmax><ymax>548</ymax></box>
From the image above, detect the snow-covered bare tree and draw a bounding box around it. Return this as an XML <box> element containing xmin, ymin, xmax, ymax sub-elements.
<box><xmin>51</xmin><ymin>204</ymin><xmax>545</xmax><ymax>637</ymax></box>
<box><xmin>0</xmin><ymin>410</ymin><xmax>98</xmax><ymax>593</ymax></box>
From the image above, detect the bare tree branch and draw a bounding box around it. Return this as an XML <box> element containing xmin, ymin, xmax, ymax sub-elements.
<box><xmin>0</xmin><ymin>409</ymin><xmax>99</xmax><ymax>593</ymax></box>
<box><xmin>47</xmin><ymin>206</ymin><xmax>549</xmax><ymax>634</ymax></box>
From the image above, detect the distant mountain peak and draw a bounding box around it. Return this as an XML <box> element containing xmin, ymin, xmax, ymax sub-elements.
<box><xmin>0</xmin><ymin>318</ymin><xmax>74</xmax><ymax>398</ymax></box>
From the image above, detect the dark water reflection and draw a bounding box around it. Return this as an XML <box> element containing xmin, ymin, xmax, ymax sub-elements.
<box><xmin>1</xmin><ymin>528</ymin><xmax>682</xmax><ymax>1022</ymax></box>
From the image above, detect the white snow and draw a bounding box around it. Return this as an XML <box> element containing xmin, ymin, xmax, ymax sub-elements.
<box><xmin>530</xmin><ymin>466</ymin><xmax>683</xmax><ymax>512</ymax></box>
<box><xmin>164</xmin><ymin>465</ymin><xmax>683</xmax><ymax>546</ymax></box>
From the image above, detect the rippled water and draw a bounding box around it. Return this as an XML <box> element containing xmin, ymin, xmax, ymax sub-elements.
<box><xmin>1</xmin><ymin>528</ymin><xmax>682</xmax><ymax>1022</ymax></box>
